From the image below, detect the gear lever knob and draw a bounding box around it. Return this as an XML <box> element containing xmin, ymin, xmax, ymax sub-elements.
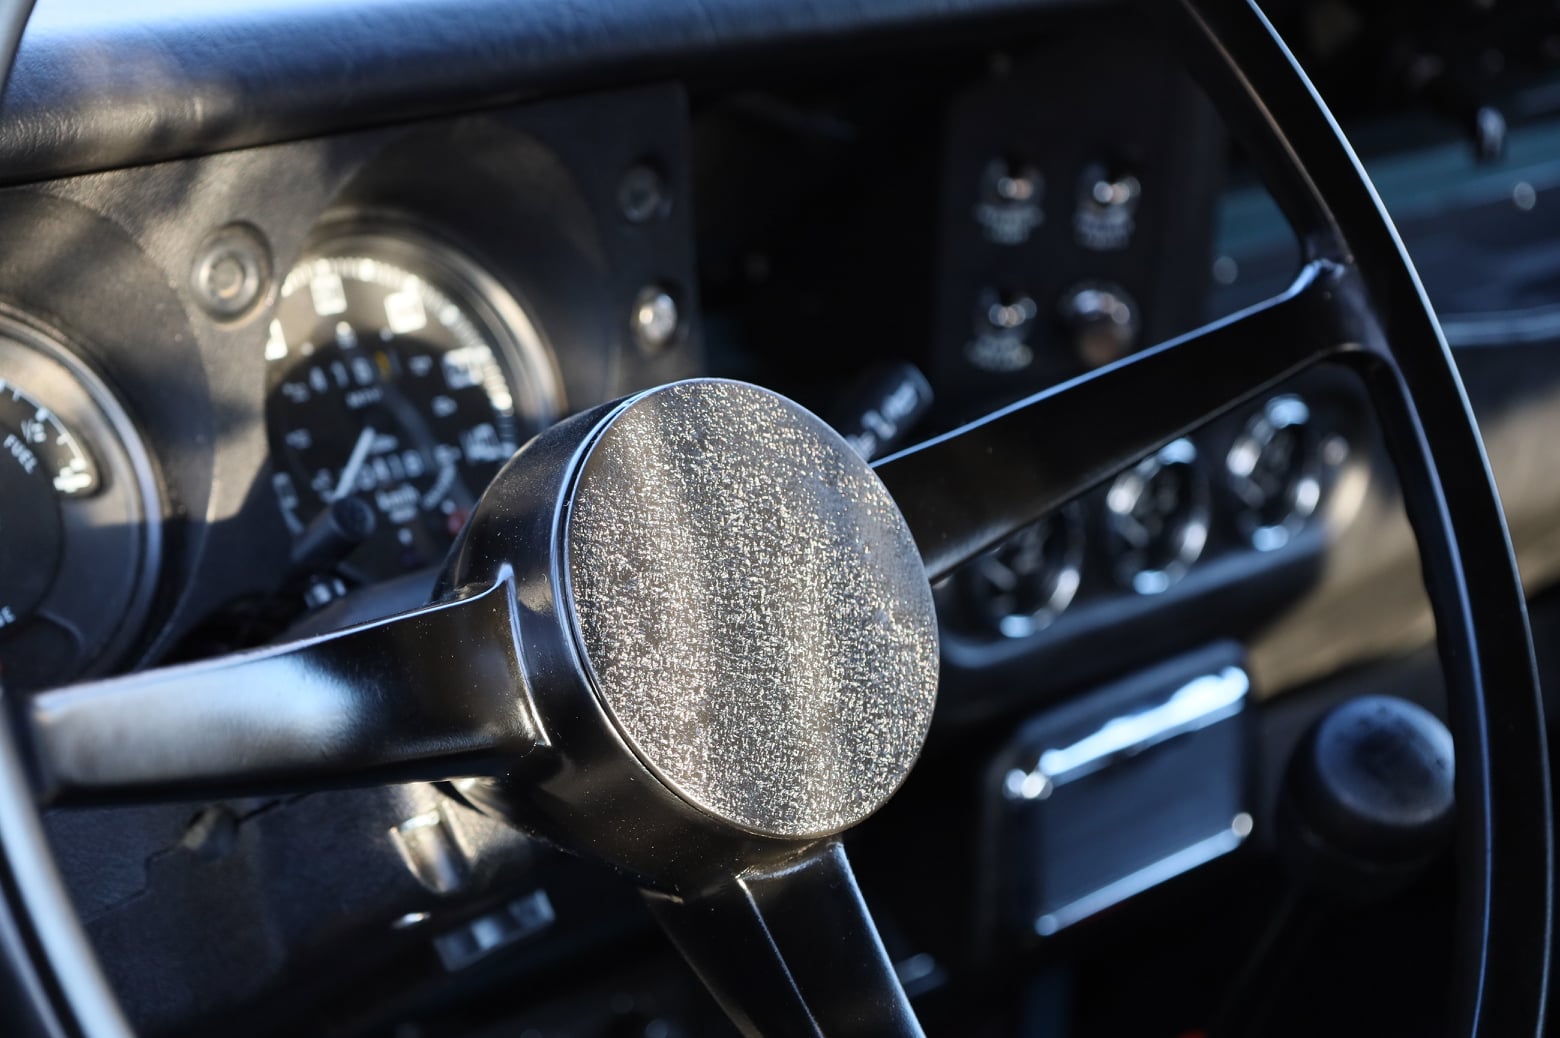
<box><xmin>1279</xmin><ymin>694</ymin><xmax>1456</xmax><ymax>903</ymax></box>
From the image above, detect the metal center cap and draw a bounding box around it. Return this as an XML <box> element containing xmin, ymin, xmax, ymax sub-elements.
<box><xmin>563</xmin><ymin>380</ymin><xmax>938</xmax><ymax>839</ymax></box>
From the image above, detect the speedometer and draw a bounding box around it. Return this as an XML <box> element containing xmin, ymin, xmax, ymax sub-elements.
<box><xmin>265</xmin><ymin>228</ymin><xmax>561</xmax><ymax>579</ymax></box>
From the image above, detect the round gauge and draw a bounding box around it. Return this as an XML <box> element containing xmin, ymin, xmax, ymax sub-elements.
<box><xmin>265</xmin><ymin>228</ymin><xmax>562</xmax><ymax>579</ymax></box>
<box><xmin>959</xmin><ymin>505</ymin><xmax>1084</xmax><ymax>639</ymax></box>
<box><xmin>1226</xmin><ymin>395</ymin><xmax>1322</xmax><ymax>552</ymax></box>
<box><xmin>0</xmin><ymin>316</ymin><xmax>160</xmax><ymax>691</ymax></box>
<box><xmin>1104</xmin><ymin>439</ymin><xmax>1210</xmax><ymax>595</ymax></box>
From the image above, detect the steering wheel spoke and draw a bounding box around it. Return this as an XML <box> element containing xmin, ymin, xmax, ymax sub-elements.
<box><xmin>20</xmin><ymin>579</ymin><xmax>538</xmax><ymax>806</ymax></box>
<box><xmin>644</xmin><ymin>841</ymin><xmax>922</xmax><ymax>1038</ymax></box>
<box><xmin>875</xmin><ymin>259</ymin><xmax>1355</xmax><ymax>581</ymax></box>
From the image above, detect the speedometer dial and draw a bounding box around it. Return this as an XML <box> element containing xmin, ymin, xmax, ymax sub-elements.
<box><xmin>266</xmin><ymin>229</ymin><xmax>561</xmax><ymax>579</ymax></box>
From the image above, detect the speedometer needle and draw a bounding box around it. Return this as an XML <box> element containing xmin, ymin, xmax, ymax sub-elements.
<box><xmin>331</xmin><ymin>425</ymin><xmax>377</xmax><ymax>501</ymax></box>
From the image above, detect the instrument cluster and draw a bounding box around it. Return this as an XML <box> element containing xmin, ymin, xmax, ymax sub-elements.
<box><xmin>938</xmin><ymin>373</ymin><xmax>1369</xmax><ymax>648</ymax></box>
<box><xmin>0</xmin><ymin>217</ymin><xmax>575</xmax><ymax>689</ymax></box>
<box><xmin>0</xmin><ymin>85</ymin><xmax>698</xmax><ymax>691</ymax></box>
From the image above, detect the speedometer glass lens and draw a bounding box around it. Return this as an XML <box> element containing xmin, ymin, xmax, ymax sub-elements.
<box><xmin>266</xmin><ymin>230</ymin><xmax>560</xmax><ymax>578</ymax></box>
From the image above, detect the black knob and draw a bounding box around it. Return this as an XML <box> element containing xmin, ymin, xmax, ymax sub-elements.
<box><xmin>289</xmin><ymin>496</ymin><xmax>377</xmax><ymax>575</ymax></box>
<box><xmin>1058</xmin><ymin>281</ymin><xmax>1138</xmax><ymax>368</ymax></box>
<box><xmin>830</xmin><ymin>362</ymin><xmax>933</xmax><ymax>462</ymax></box>
<box><xmin>1279</xmin><ymin>694</ymin><xmax>1455</xmax><ymax>903</ymax></box>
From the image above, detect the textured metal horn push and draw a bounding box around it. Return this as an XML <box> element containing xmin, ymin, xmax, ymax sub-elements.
<box><xmin>442</xmin><ymin>379</ymin><xmax>939</xmax><ymax>880</ymax></box>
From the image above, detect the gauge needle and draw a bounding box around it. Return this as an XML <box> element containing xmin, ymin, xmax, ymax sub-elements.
<box><xmin>332</xmin><ymin>425</ymin><xmax>377</xmax><ymax>501</ymax></box>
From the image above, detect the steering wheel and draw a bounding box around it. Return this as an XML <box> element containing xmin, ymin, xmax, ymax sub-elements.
<box><xmin>0</xmin><ymin>0</ymin><xmax>1549</xmax><ymax>1035</ymax></box>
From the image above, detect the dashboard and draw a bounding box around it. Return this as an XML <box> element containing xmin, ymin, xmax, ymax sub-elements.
<box><xmin>0</xmin><ymin>85</ymin><xmax>702</xmax><ymax>692</ymax></box>
<box><xmin>1</xmin><ymin>0</ymin><xmax>1558</xmax><ymax>1035</ymax></box>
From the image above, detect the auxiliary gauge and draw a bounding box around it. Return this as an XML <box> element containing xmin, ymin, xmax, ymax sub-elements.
<box><xmin>1103</xmin><ymin>438</ymin><xmax>1210</xmax><ymax>595</ymax></box>
<box><xmin>0</xmin><ymin>317</ymin><xmax>160</xmax><ymax>691</ymax></box>
<box><xmin>1226</xmin><ymin>394</ymin><xmax>1322</xmax><ymax>552</ymax></box>
<box><xmin>958</xmin><ymin>504</ymin><xmax>1084</xmax><ymax>638</ymax></box>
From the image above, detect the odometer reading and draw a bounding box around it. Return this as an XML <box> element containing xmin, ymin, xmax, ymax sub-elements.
<box><xmin>267</xmin><ymin>238</ymin><xmax>555</xmax><ymax>578</ymax></box>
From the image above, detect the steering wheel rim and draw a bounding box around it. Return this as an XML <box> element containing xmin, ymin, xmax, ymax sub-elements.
<box><xmin>1170</xmin><ymin>2</ymin><xmax>1553</xmax><ymax>1033</ymax></box>
<box><xmin>0</xmin><ymin>1</ymin><xmax>1549</xmax><ymax>1036</ymax></box>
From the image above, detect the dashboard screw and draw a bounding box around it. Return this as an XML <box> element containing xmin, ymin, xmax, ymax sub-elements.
<box><xmin>630</xmin><ymin>285</ymin><xmax>680</xmax><ymax>355</ymax></box>
<box><xmin>618</xmin><ymin>162</ymin><xmax>670</xmax><ymax>224</ymax></box>
<box><xmin>191</xmin><ymin>223</ymin><xmax>271</xmax><ymax>319</ymax></box>
<box><xmin>180</xmin><ymin>805</ymin><xmax>239</xmax><ymax>860</ymax></box>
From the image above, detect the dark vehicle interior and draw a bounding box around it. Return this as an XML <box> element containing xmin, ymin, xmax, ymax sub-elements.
<box><xmin>0</xmin><ymin>0</ymin><xmax>1557</xmax><ymax>1035</ymax></box>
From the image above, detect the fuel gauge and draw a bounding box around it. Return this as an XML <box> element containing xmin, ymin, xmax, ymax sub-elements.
<box><xmin>0</xmin><ymin>381</ymin><xmax>98</xmax><ymax>499</ymax></box>
<box><xmin>0</xmin><ymin>316</ymin><xmax>160</xmax><ymax>690</ymax></box>
<box><xmin>0</xmin><ymin>381</ymin><xmax>90</xmax><ymax>631</ymax></box>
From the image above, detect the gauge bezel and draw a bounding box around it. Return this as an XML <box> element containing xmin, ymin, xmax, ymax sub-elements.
<box><xmin>0</xmin><ymin>309</ymin><xmax>162</xmax><ymax>687</ymax></box>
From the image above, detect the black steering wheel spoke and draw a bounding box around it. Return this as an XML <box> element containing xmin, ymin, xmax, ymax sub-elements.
<box><xmin>876</xmin><ymin>259</ymin><xmax>1353</xmax><ymax>581</ymax></box>
<box><xmin>644</xmin><ymin>841</ymin><xmax>922</xmax><ymax>1038</ymax></box>
<box><xmin>19</xmin><ymin>579</ymin><xmax>537</xmax><ymax>806</ymax></box>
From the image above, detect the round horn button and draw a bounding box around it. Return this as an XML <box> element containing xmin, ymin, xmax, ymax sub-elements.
<box><xmin>564</xmin><ymin>380</ymin><xmax>939</xmax><ymax>839</ymax></box>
